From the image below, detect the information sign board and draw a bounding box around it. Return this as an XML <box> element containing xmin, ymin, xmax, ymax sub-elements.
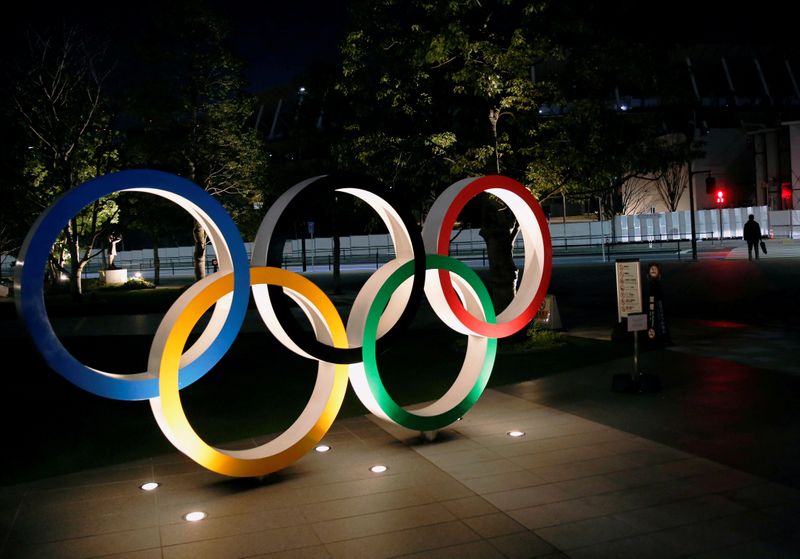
<box><xmin>615</xmin><ymin>259</ymin><xmax>642</xmax><ymax>322</ymax></box>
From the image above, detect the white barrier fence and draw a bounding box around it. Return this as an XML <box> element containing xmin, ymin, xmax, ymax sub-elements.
<box><xmin>1</xmin><ymin>207</ymin><xmax>799</xmax><ymax>279</ymax></box>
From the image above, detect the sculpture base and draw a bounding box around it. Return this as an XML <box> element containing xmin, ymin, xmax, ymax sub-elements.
<box><xmin>104</xmin><ymin>268</ymin><xmax>128</xmax><ymax>285</ymax></box>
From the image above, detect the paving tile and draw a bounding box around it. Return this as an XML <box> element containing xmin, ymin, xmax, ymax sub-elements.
<box><xmin>398</xmin><ymin>540</ymin><xmax>504</xmax><ymax>558</ymax></box>
<box><xmin>250</xmin><ymin>544</ymin><xmax>332</xmax><ymax>558</ymax></box>
<box><xmin>566</xmin><ymin>532</ymin><xmax>686</xmax><ymax>559</ymax></box>
<box><xmin>161</xmin><ymin>525</ymin><xmax>319</xmax><ymax>558</ymax></box>
<box><xmin>509</xmin><ymin>444</ymin><xmax>620</xmax><ymax>471</ymax></box>
<box><xmin>422</xmin><ymin>447</ymin><xmax>503</xmax><ymax>468</ymax></box>
<box><xmin>552</xmin><ymin>474</ymin><xmax>629</xmax><ymax>500</ymax></box>
<box><xmin>526</xmin><ymin>455</ymin><xmax>638</xmax><ymax>483</ymax></box>
<box><xmin>759</xmin><ymin>501</ymin><xmax>800</xmax><ymax>533</ymax></box>
<box><xmin>535</xmin><ymin>515</ymin><xmax>645</xmax><ymax>549</ymax></box>
<box><xmin>596</xmin><ymin>437</ymin><xmax>663</xmax><ymax>456</ymax></box>
<box><xmin>491</xmin><ymin>429</ymin><xmax>635</xmax><ymax>459</ymax></box>
<box><xmin>460</xmin><ymin>470</ymin><xmax>546</xmax><ymax>495</ymax></box>
<box><xmin>442</xmin><ymin>458</ymin><xmax>524</xmax><ymax>481</ymax></box>
<box><xmin>724</xmin><ymin>482</ymin><xmax>800</xmax><ymax>509</ymax></box>
<box><xmin>12</xmin><ymin>500</ymin><xmax>158</xmax><ymax>544</ymax></box>
<box><xmin>581</xmin><ymin>478</ymin><xmax>707</xmax><ymax>512</ymax></box>
<box><xmin>24</xmin><ymin>465</ymin><xmax>156</xmax><ymax>494</ymax></box>
<box><xmin>5</xmin><ymin>373</ymin><xmax>794</xmax><ymax>559</ymax></box>
<box><xmin>312</xmin><ymin>503</ymin><xmax>455</xmax><ymax>543</ymax></box>
<box><xmin>421</xmin><ymin>479</ymin><xmax>476</xmax><ymax>501</ymax></box>
<box><xmin>684</xmin><ymin>535</ymin><xmax>800</xmax><ymax>558</ymax></box>
<box><xmin>323</xmin><ymin>519</ymin><xmax>480</xmax><ymax>559</ymax></box>
<box><xmin>160</xmin><ymin>505</ymin><xmax>307</xmax><ymax>546</ymax></box>
<box><xmin>652</xmin><ymin>457</ymin><xmax>727</xmax><ymax>479</ymax></box>
<box><xmin>622</xmin><ymin>448</ymin><xmax>696</xmax><ymax>468</ymax></box>
<box><xmin>300</xmin><ymin>487</ymin><xmax>438</xmax><ymax>523</ymax></box>
<box><xmin>405</xmin><ymin>437</ymin><xmax>484</xmax><ymax>458</ymax></box>
<box><xmin>488</xmin><ymin>530</ymin><xmax>555</xmax><ymax>558</ymax></box>
<box><xmin>463</xmin><ymin>512</ymin><xmax>527</xmax><ymax>538</ymax></box>
<box><xmin>483</xmin><ymin>484</ymin><xmax>572</xmax><ymax>511</ymax></box>
<box><xmin>96</xmin><ymin>550</ymin><xmax>164</xmax><ymax>559</ymax></box>
<box><xmin>509</xmin><ymin>498</ymin><xmax>609</xmax><ymax>530</ymax></box>
<box><xmin>610</xmin><ymin>494</ymin><xmax>748</xmax><ymax>532</ymax></box>
<box><xmin>642</xmin><ymin>510</ymin><xmax>786</xmax><ymax>556</ymax></box>
<box><xmin>440</xmin><ymin>496</ymin><xmax>498</xmax><ymax>519</ymax></box>
<box><xmin>601</xmin><ymin>464</ymin><xmax>679</xmax><ymax>489</ymax></box>
<box><xmin>685</xmin><ymin>467</ymin><xmax>761</xmax><ymax>494</ymax></box>
<box><xmin>470</xmin><ymin>421</ymin><xmax>609</xmax><ymax>448</ymax></box>
<box><xmin>22</xmin><ymin>477</ymin><xmax>156</xmax><ymax>508</ymax></box>
<box><xmin>4</xmin><ymin>526</ymin><xmax>161</xmax><ymax>559</ymax></box>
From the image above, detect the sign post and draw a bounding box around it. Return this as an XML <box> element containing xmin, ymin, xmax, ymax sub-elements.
<box><xmin>627</xmin><ymin>312</ymin><xmax>648</xmax><ymax>382</ymax></box>
<box><xmin>612</xmin><ymin>260</ymin><xmax>661</xmax><ymax>393</ymax></box>
<box><xmin>646</xmin><ymin>263</ymin><xmax>671</xmax><ymax>347</ymax></box>
<box><xmin>615</xmin><ymin>259</ymin><xmax>642</xmax><ymax>322</ymax></box>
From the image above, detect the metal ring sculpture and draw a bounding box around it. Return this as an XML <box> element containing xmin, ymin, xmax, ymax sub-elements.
<box><xmin>15</xmin><ymin>170</ymin><xmax>552</xmax><ymax>477</ymax></box>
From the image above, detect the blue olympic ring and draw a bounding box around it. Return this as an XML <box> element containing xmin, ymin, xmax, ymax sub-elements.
<box><xmin>14</xmin><ymin>170</ymin><xmax>250</xmax><ymax>401</ymax></box>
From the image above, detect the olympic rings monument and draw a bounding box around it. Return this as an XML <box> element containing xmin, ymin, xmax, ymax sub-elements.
<box><xmin>14</xmin><ymin>170</ymin><xmax>552</xmax><ymax>478</ymax></box>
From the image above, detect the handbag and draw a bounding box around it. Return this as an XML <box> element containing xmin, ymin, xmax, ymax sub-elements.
<box><xmin>760</xmin><ymin>240</ymin><xmax>767</xmax><ymax>254</ymax></box>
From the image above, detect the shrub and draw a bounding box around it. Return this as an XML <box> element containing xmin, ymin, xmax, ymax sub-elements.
<box><xmin>118</xmin><ymin>277</ymin><xmax>155</xmax><ymax>290</ymax></box>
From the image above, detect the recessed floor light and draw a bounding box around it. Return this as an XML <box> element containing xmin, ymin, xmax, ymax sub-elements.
<box><xmin>507</xmin><ymin>430</ymin><xmax>525</xmax><ymax>438</ymax></box>
<box><xmin>139</xmin><ymin>482</ymin><xmax>160</xmax><ymax>491</ymax></box>
<box><xmin>369</xmin><ymin>465</ymin><xmax>388</xmax><ymax>473</ymax></box>
<box><xmin>315</xmin><ymin>444</ymin><xmax>331</xmax><ymax>453</ymax></box>
<box><xmin>183</xmin><ymin>511</ymin><xmax>207</xmax><ymax>522</ymax></box>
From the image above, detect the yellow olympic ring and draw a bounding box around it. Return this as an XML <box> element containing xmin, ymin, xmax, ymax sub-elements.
<box><xmin>148</xmin><ymin>267</ymin><xmax>349</xmax><ymax>477</ymax></box>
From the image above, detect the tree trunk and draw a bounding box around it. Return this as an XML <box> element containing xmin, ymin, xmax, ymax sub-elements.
<box><xmin>489</xmin><ymin>107</ymin><xmax>501</xmax><ymax>174</ymax></box>
<box><xmin>192</xmin><ymin>220</ymin><xmax>206</xmax><ymax>281</ymax></box>
<box><xmin>333</xmin><ymin>233</ymin><xmax>341</xmax><ymax>295</ymax></box>
<box><xmin>152</xmin><ymin>234</ymin><xmax>161</xmax><ymax>286</ymax></box>
<box><xmin>332</xmin><ymin>196</ymin><xmax>341</xmax><ymax>294</ymax></box>
<box><xmin>479</xmin><ymin>196</ymin><xmax>517</xmax><ymax>315</ymax></box>
<box><xmin>67</xmin><ymin>219</ymin><xmax>82</xmax><ymax>300</ymax></box>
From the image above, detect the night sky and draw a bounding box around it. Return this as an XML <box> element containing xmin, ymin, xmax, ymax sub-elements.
<box><xmin>3</xmin><ymin>0</ymin><xmax>350</xmax><ymax>92</ymax></box>
<box><xmin>2</xmin><ymin>1</ymin><xmax>793</xmax><ymax>93</ymax></box>
<box><xmin>209</xmin><ymin>1</ymin><xmax>350</xmax><ymax>91</ymax></box>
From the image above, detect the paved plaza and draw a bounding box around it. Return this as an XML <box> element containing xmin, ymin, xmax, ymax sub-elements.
<box><xmin>1</xmin><ymin>248</ymin><xmax>799</xmax><ymax>558</ymax></box>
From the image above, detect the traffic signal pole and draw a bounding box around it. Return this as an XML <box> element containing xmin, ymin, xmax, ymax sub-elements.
<box><xmin>688</xmin><ymin>161</ymin><xmax>698</xmax><ymax>260</ymax></box>
<box><xmin>687</xmin><ymin>164</ymin><xmax>713</xmax><ymax>260</ymax></box>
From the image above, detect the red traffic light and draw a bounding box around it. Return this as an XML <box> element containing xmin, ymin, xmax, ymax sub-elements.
<box><xmin>715</xmin><ymin>189</ymin><xmax>725</xmax><ymax>205</ymax></box>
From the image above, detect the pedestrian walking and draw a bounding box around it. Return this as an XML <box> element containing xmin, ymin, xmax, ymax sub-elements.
<box><xmin>743</xmin><ymin>214</ymin><xmax>762</xmax><ymax>260</ymax></box>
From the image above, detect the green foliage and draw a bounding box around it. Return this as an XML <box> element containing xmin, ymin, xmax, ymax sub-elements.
<box><xmin>337</xmin><ymin>0</ymin><xmax>698</xmax><ymax>209</ymax></box>
<box><xmin>8</xmin><ymin>26</ymin><xmax>122</xmax><ymax>295</ymax></box>
<box><xmin>336</xmin><ymin>0</ymin><xmax>550</xmax><ymax>207</ymax></box>
<box><xmin>523</xmin><ymin>321</ymin><xmax>566</xmax><ymax>349</ymax></box>
<box><xmin>122</xmin><ymin>3</ymin><xmax>269</xmax><ymax>278</ymax></box>
<box><xmin>118</xmin><ymin>277</ymin><xmax>155</xmax><ymax>290</ymax></box>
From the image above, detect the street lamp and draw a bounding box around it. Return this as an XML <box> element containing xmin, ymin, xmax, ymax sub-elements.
<box><xmin>686</xmin><ymin>163</ymin><xmax>712</xmax><ymax>261</ymax></box>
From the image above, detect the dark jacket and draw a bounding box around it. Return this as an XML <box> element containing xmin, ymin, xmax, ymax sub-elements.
<box><xmin>743</xmin><ymin>220</ymin><xmax>761</xmax><ymax>242</ymax></box>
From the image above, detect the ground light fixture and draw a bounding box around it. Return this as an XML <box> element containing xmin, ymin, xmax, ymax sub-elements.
<box><xmin>507</xmin><ymin>430</ymin><xmax>525</xmax><ymax>438</ymax></box>
<box><xmin>183</xmin><ymin>511</ymin><xmax>207</xmax><ymax>522</ymax></box>
<box><xmin>369</xmin><ymin>465</ymin><xmax>388</xmax><ymax>473</ymax></box>
<box><xmin>139</xmin><ymin>482</ymin><xmax>160</xmax><ymax>491</ymax></box>
<box><xmin>315</xmin><ymin>444</ymin><xmax>331</xmax><ymax>453</ymax></box>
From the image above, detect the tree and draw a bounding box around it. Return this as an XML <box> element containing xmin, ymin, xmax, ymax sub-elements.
<box><xmin>337</xmin><ymin>1</ymin><xmax>703</xmax><ymax>310</ymax></box>
<box><xmin>124</xmin><ymin>3</ymin><xmax>268</xmax><ymax>280</ymax></box>
<box><xmin>336</xmin><ymin>0</ymin><xmax>552</xmax><ymax>311</ymax></box>
<box><xmin>621</xmin><ymin>176</ymin><xmax>655</xmax><ymax>215</ymax></box>
<box><xmin>654</xmin><ymin>164</ymin><xmax>689</xmax><ymax>212</ymax></box>
<box><xmin>115</xmin><ymin>194</ymin><xmax>191</xmax><ymax>285</ymax></box>
<box><xmin>9</xmin><ymin>27</ymin><xmax>120</xmax><ymax>298</ymax></box>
